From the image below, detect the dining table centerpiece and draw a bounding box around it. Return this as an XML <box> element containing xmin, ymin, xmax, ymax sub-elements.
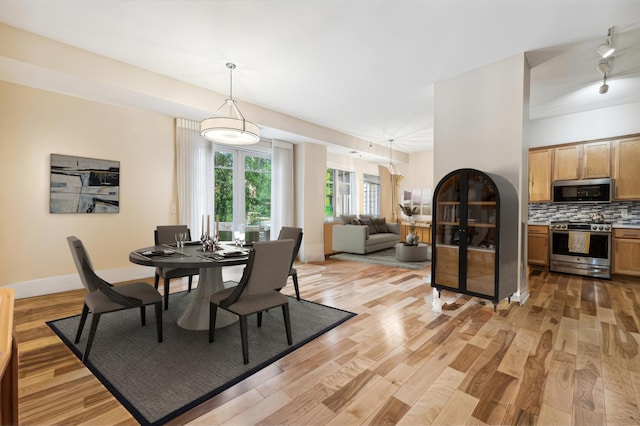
<box><xmin>399</xmin><ymin>204</ymin><xmax>420</xmax><ymax>245</ymax></box>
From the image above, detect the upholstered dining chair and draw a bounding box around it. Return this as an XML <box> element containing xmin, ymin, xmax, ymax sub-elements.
<box><xmin>154</xmin><ymin>225</ymin><xmax>199</xmax><ymax>310</ymax></box>
<box><xmin>67</xmin><ymin>236</ymin><xmax>163</xmax><ymax>362</ymax></box>
<box><xmin>276</xmin><ymin>226</ymin><xmax>303</xmax><ymax>300</ymax></box>
<box><xmin>209</xmin><ymin>239</ymin><xmax>296</xmax><ymax>364</ymax></box>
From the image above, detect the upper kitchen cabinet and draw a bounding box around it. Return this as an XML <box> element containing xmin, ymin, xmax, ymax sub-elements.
<box><xmin>553</xmin><ymin>141</ymin><xmax>610</xmax><ymax>181</ymax></box>
<box><xmin>529</xmin><ymin>148</ymin><xmax>552</xmax><ymax>202</ymax></box>
<box><xmin>613</xmin><ymin>137</ymin><xmax>640</xmax><ymax>200</ymax></box>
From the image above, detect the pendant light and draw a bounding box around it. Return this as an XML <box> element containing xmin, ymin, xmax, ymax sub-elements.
<box><xmin>200</xmin><ymin>63</ymin><xmax>260</xmax><ymax>145</ymax></box>
<box><xmin>386</xmin><ymin>139</ymin><xmax>401</xmax><ymax>175</ymax></box>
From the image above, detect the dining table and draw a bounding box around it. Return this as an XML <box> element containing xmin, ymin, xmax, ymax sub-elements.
<box><xmin>129</xmin><ymin>242</ymin><xmax>250</xmax><ymax>331</ymax></box>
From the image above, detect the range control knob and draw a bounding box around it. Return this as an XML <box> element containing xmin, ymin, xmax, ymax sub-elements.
<box><xmin>604</xmin><ymin>225</ymin><xmax>611</xmax><ymax>231</ymax></box>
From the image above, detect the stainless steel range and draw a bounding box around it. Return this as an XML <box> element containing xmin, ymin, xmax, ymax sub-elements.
<box><xmin>549</xmin><ymin>221</ymin><xmax>612</xmax><ymax>279</ymax></box>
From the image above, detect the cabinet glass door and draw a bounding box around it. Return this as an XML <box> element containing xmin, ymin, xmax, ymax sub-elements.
<box><xmin>465</xmin><ymin>170</ymin><xmax>496</xmax><ymax>296</ymax></box>
<box><xmin>434</xmin><ymin>173</ymin><xmax>461</xmax><ymax>289</ymax></box>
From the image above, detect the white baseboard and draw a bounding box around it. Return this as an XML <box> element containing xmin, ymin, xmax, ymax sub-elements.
<box><xmin>6</xmin><ymin>266</ymin><xmax>154</xmax><ymax>299</ymax></box>
<box><xmin>6</xmin><ymin>265</ymin><xmax>248</xmax><ymax>300</ymax></box>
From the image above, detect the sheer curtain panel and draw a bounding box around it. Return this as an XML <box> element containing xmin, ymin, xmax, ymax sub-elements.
<box><xmin>175</xmin><ymin>118</ymin><xmax>214</xmax><ymax>237</ymax></box>
<box><xmin>271</xmin><ymin>140</ymin><xmax>294</xmax><ymax>237</ymax></box>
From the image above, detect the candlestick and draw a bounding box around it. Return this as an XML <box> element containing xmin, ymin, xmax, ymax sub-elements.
<box><xmin>207</xmin><ymin>215</ymin><xmax>210</xmax><ymax>235</ymax></box>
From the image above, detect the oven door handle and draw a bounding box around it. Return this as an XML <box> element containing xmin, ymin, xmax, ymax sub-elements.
<box><xmin>551</xmin><ymin>231</ymin><xmax>611</xmax><ymax>236</ymax></box>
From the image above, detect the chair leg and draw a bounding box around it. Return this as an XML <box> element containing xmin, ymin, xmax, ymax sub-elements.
<box><xmin>188</xmin><ymin>275</ymin><xmax>193</xmax><ymax>292</ymax></box>
<box><xmin>153</xmin><ymin>273</ymin><xmax>160</xmax><ymax>290</ymax></box>
<box><xmin>282</xmin><ymin>304</ymin><xmax>292</xmax><ymax>345</ymax></box>
<box><xmin>164</xmin><ymin>278</ymin><xmax>170</xmax><ymax>310</ymax></box>
<box><xmin>83</xmin><ymin>313</ymin><xmax>101</xmax><ymax>363</ymax></box>
<box><xmin>257</xmin><ymin>311</ymin><xmax>263</xmax><ymax>327</ymax></box>
<box><xmin>75</xmin><ymin>304</ymin><xmax>89</xmax><ymax>343</ymax></box>
<box><xmin>154</xmin><ymin>302</ymin><xmax>163</xmax><ymax>342</ymax></box>
<box><xmin>240</xmin><ymin>315</ymin><xmax>249</xmax><ymax>364</ymax></box>
<box><xmin>292</xmin><ymin>273</ymin><xmax>300</xmax><ymax>301</ymax></box>
<box><xmin>209</xmin><ymin>304</ymin><xmax>217</xmax><ymax>343</ymax></box>
<box><xmin>140</xmin><ymin>305</ymin><xmax>146</xmax><ymax>326</ymax></box>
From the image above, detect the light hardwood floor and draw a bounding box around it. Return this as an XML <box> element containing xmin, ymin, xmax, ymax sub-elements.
<box><xmin>14</xmin><ymin>260</ymin><xmax>640</xmax><ymax>425</ymax></box>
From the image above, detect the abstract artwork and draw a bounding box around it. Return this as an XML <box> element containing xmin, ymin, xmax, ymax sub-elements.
<box><xmin>50</xmin><ymin>154</ymin><xmax>120</xmax><ymax>214</ymax></box>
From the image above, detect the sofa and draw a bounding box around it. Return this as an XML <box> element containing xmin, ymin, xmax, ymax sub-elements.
<box><xmin>332</xmin><ymin>215</ymin><xmax>401</xmax><ymax>254</ymax></box>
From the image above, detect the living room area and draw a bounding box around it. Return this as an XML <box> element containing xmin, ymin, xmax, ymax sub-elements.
<box><xmin>3</xmin><ymin>2</ymin><xmax>640</xmax><ymax>424</ymax></box>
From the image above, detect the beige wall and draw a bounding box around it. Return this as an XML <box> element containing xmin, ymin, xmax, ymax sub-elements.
<box><xmin>433</xmin><ymin>53</ymin><xmax>529</xmax><ymax>300</ymax></box>
<box><xmin>295</xmin><ymin>143</ymin><xmax>327</xmax><ymax>262</ymax></box>
<box><xmin>0</xmin><ymin>81</ymin><xmax>176</xmax><ymax>291</ymax></box>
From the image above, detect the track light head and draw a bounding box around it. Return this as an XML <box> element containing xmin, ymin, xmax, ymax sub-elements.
<box><xmin>598</xmin><ymin>42</ymin><xmax>615</xmax><ymax>59</ymax></box>
<box><xmin>597</xmin><ymin>60</ymin><xmax>610</xmax><ymax>75</ymax></box>
<box><xmin>599</xmin><ymin>83</ymin><xmax>609</xmax><ymax>94</ymax></box>
<box><xmin>597</xmin><ymin>27</ymin><xmax>616</xmax><ymax>58</ymax></box>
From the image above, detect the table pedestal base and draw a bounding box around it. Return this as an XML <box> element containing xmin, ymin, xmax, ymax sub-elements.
<box><xmin>177</xmin><ymin>267</ymin><xmax>238</xmax><ymax>330</ymax></box>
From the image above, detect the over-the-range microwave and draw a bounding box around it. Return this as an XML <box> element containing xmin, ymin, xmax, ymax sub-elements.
<box><xmin>552</xmin><ymin>178</ymin><xmax>613</xmax><ymax>203</ymax></box>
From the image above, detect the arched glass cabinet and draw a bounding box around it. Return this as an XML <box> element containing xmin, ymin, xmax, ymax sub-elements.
<box><xmin>431</xmin><ymin>168</ymin><xmax>518</xmax><ymax>309</ymax></box>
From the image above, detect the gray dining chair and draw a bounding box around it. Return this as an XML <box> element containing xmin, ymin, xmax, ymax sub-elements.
<box><xmin>154</xmin><ymin>225</ymin><xmax>199</xmax><ymax>310</ymax></box>
<box><xmin>209</xmin><ymin>239</ymin><xmax>296</xmax><ymax>364</ymax></box>
<box><xmin>67</xmin><ymin>236</ymin><xmax>163</xmax><ymax>362</ymax></box>
<box><xmin>277</xmin><ymin>226</ymin><xmax>303</xmax><ymax>300</ymax></box>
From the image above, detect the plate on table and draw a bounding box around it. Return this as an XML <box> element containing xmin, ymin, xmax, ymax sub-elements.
<box><xmin>141</xmin><ymin>249</ymin><xmax>175</xmax><ymax>257</ymax></box>
<box><xmin>220</xmin><ymin>250</ymin><xmax>248</xmax><ymax>258</ymax></box>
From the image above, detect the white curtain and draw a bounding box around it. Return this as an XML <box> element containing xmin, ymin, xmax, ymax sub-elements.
<box><xmin>175</xmin><ymin>118</ymin><xmax>214</xmax><ymax>238</ymax></box>
<box><xmin>271</xmin><ymin>139</ymin><xmax>294</xmax><ymax>238</ymax></box>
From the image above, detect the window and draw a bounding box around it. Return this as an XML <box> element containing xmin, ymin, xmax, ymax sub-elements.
<box><xmin>325</xmin><ymin>168</ymin><xmax>355</xmax><ymax>220</ymax></box>
<box><xmin>363</xmin><ymin>173</ymin><xmax>380</xmax><ymax>216</ymax></box>
<box><xmin>215</xmin><ymin>148</ymin><xmax>271</xmax><ymax>241</ymax></box>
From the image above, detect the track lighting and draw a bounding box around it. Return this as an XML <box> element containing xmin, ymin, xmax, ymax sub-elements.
<box><xmin>597</xmin><ymin>60</ymin><xmax>609</xmax><ymax>75</ymax></box>
<box><xmin>596</xmin><ymin>56</ymin><xmax>613</xmax><ymax>95</ymax></box>
<box><xmin>597</xmin><ymin>27</ymin><xmax>615</xmax><ymax>59</ymax></box>
<box><xmin>599</xmin><ymin>75</ymin><xmax>609</xmax><ymax>94</ymax></box>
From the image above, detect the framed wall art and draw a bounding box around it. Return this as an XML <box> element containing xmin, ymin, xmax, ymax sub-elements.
<box><xmin>402</xmin><ymin>188</ymin><xmax>432</xmax><ymax>217</ymax></box>
<box><xmin>50</xmin><ymin>154</ymin><xmax>120</xmax><ymax>214</ymax></box>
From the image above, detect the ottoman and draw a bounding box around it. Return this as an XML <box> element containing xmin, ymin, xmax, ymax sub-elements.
<box><xmin>395</xmin><ymin>243</ymin><xmax>431</xmax><ymax>262</ymax></box>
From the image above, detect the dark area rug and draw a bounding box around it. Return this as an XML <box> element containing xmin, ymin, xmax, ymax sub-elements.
<box><xmin>47</xmin><ymin>292</ymin><xmax>355</xmax><ymax>425</ymax></box>
<box><xmin>329</xmin><ymin>247</ymin><xmax>430</xmax><ymax>270</ymax></box>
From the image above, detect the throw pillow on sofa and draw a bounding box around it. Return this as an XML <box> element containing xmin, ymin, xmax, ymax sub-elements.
<box><xmin>371</xmin><ymin>217</ymin><xmax>389</xmax><ymax>233</ymax></box>
<box><xmin>340</xmin><ymin>214</ymin><xmax>357</xmax><ymax>225</ymax></box>
<box><xmin>359</xmin><ymin>218</ymin><xmax>377</xmax><ymax>234</ymax></box>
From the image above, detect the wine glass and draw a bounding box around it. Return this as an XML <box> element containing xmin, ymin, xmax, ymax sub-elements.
<box><xmin>174</xmin><ymin>232</ymin><xmax>185</xmax><ymax>249</ymax></box>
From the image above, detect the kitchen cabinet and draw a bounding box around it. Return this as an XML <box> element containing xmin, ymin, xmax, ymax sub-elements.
<box><xmin>613</xmin><ymin>228</ymin><xmax>640</xmax><ymax>276</ymax></box>
<box><xmin>324</xmin><ymin>222</ymin><xmax>340</xmax><ymax>255</ymax></box>
<box><xmin>613</xmin><ymin>137</ymin><xmax>640</xmax><ymax>200</ymax></box>
<box><xmin>431</xmin><ymin>168</ymin><xmax>518</xmax><ymax>309</ymax></box>
<box><xmin>553</xmin><ymin>145</ymin><xmax>581</xmax><ymax>181</ymax></box>
<box><xmin>528</xmin><ymin>225</ymin><xmax>549</xmax><ymax>266</ymax></box>
<box><xmin>553</xmin><ymin>141</ymin><xmax>610</xmax><ymax>181</ymax></box>
<box><xmin>529</xmin><ymin>148</ymin><xmax>552</xmax><ymax>202</ymax></box>
<box><xmin>401</xmin><ymin>222</ymin><xmax>431</xmax><ymax>245</ymax></box>
<box><xmin>582</xmin><ymin>141</ymin><xmax>610</xmax><ymax>178</ymax></box>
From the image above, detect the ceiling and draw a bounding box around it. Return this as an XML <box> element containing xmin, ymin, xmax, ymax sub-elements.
<box><xmin>1</xmin><ymin>0</ymin><xmax>640</xmax><ymax>163</ymax></box>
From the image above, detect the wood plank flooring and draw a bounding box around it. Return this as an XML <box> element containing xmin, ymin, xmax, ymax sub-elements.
<box><xmin>13</xmin><ymin>260</ymin><xmax>640</xmax><ymax>425</ymax></box>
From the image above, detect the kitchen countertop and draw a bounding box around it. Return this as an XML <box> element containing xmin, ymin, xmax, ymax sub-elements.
<box><xmin>527</xmin><ymin>222</ymin><xmax>640</xmax><ymax>229</ymax></box>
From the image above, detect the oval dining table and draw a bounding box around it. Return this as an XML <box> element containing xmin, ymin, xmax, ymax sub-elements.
<box><xmin>129</xmin><ymin>242</ymin><xmax>249</xmax><ymax>331</ymax></box>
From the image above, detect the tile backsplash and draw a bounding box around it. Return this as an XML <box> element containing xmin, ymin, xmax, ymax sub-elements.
<box><xmin>528</xmin><ymin>201</ymin><xmax>640</xmax><ymax>224</ymax></box>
